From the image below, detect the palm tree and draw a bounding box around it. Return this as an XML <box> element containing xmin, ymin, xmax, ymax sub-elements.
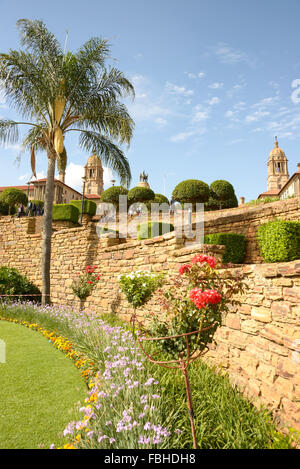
<box><xmin>0</xmin><ymin>19</ymin><xmax>134</xmax><ymax>305</ymax></box>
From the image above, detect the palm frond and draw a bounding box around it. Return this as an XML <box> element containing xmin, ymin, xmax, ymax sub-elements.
<box><xmin>0</xmin><ymin>120</ymin><xmax>20</xmax><ymax>145</ymax></box>
<box><xmin>78</xmin><ymin>130</ymin><xmax>131</xmax><ymax>187</ymax></box>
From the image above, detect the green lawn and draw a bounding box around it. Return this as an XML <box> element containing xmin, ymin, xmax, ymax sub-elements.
<box><xmin>0</xmin><ymin>320</ymin><xmax>86</xmax><ymax>449</ymax></box>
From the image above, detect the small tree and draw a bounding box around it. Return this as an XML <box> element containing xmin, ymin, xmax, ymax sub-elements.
<box><xmin>100</xmin><ymin>186</ymin><xmax>128</xmax><ymax>212</ymax></box>
<box><xmin>172</xmin><ymin>179</ymin><xmax>209</xmax><ymax>210</ymax></box>
<box><xmin>127</xmin><ymin>186</ymin><xmax>155</xmax><ymax>206</ymax></box>
<box><xmin>209</xmin><ymin>180</ymin><xmax>238</xmax><ymax>210</ymax></box>
<box><xmin>0</xmin><ymin>188</ymin><xmax>28</xmax><ymax>214</ymax></box>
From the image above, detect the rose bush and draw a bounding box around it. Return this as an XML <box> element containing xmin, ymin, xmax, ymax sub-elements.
<box><xmin>144</xmin><ymin>254</ymin><xmax>245</xmax><ymax>358</ymax></box>
<box><xmin>71</xmin><ymin>265</ymin><xmax>101</xmax><ymax>300</ymax></box>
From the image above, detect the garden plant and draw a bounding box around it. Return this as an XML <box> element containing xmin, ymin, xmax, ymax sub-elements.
<box><xmin>136</xmin><ymin>254</ymin><xmax>246</xmax><ymax>449</ymax></box>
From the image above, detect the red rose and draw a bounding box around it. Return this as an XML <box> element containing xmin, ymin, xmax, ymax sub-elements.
<box><xmin>179</xmin><ymin>264</ymin><xmax>191</xmax><ymax>275</ymax></box>
<box><xmin>191</xmin><ymin>254</ymin><xmax>217</xmax><ymax>269</ymax></box>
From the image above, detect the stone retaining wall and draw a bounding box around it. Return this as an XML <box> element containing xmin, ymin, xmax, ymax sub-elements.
<box><xmin>0</xmin><ymin>215</ymin><xmax>299</xmax><ymax>431</ymax></box>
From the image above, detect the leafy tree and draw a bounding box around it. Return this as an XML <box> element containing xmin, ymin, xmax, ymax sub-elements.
<box><xmin>127</xmin><ymin>186</ymin><xmax>155</xmax><ymax>206</ymax></box>
<box><xmin>172</xmin><ymin>179</ymin><xmax>210</xmax><ymax>210</ymax></box>
<box><xmin>0</xmin><ymin>19</ymin><xmax>134</xmax><ymax>304</ymax></box>
<box><xmin>209</xmin><ymin>180</ymin><xmax>238</xmax><ymax>210</ymax></box>
<box><xmin>0</xmin><ymin>188</ymin><xmax>28</xmax><ymax>214</ymax></box>
<box><xmin>100</xmin><ymin>185</ymin><xmax>128</xmax><ymax>211</ymax></box>
<box><xmin>152</xmin><ymin>193</ymin><xmax>169</xmax><ymax>205</ymax></box>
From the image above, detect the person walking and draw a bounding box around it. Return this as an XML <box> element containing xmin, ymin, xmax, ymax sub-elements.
<box><xmin>27</xmin><ymin>201</ymin><xmax>32</xmax><ymax>217</ymax></box>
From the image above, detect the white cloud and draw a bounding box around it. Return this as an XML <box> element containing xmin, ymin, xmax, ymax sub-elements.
<box><xmin>207</xmin><ymin>96</ymin><xmax>220</xmax><ymax>106</ymax></box>
<box><xmin>154</xmin><ymin>117</ymin><xmax>167</xmax><ymax>127</ymax></box>
<box><xmin>192</xmin><ymin>105</ymin><xmax>209</xmax><ymax>122</ymax></box>
<box><xmin>165</xmin><ymin>81</ymin><xmax>194</xmax><ymax>96</ymax></box>
<box><xmin>252</xmin><ymin>95</ymin><xmax>280</xmax><ymax>108</ymax></box>
<box><xmin>245</xmin><ymin>110</ymin><xmax>270</xmax><ymax>123</ymax></box>
<box><xmin>133</xmin><ymin>53</ymin><xmax>143</xmax><ymax>60</ymax></box>
<box><xmin>170</xmin><ymin>131</ymin><xmax>197</xmax><ymax>142</ymax></box>
<box><xmin>208</xmin><ymin>82</ymin><xmax>223</xmax><ymax>89</ymax></box>
<box><xmin>211</xmin><ymin>43</ymin><xmax>255</xmax><ymax>66</ymax></box>
<box><xmin>185</xmin><ymin>71</ymin><xmax>205</xmax><ymax>79</ymax></box>
<box><xmin>65</xmin><ymin>162</ymin><xmax>113</xmax><ymax>191</ymax></box>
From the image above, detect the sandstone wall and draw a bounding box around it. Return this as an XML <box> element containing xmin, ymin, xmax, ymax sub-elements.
<box><xmin>202</xmin><ymin>196</ymin><xmax>300</xmax><ymax>263</ymax></box>
<box><xmin>0</xmin><ymin>215</ymin><xmax>299</xmax><ymax>431</ymax></box>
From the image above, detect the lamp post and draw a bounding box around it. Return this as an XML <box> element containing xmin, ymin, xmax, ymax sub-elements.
<box><xmin>80</xmin><ymin>176</ymin><xmax>86</xmax><ymax>225</ymax></box>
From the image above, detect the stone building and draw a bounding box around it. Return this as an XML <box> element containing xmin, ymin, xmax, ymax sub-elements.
<box><xmin>0</xmin><ymin>150</ymin><xmax>104</xmax><ymax>205</ymax></box>
<box><xmin>279</xmin><ymin>163</ymin><xmax>300</xmax><ymax>199</ymax></box>
<box><xmin>258</xmin><ymin>137</ymin><xmax>300</xmax><ymax>200</ymax></box>
<box><xmin>258</xmin><ymin>137</ymin><xmax>290</xmax><ymax>199</ymax></box>
<box><xmin>82</xmin><ymin>150</ymin><xmax>104</xmax><ymax>205</ymax></box>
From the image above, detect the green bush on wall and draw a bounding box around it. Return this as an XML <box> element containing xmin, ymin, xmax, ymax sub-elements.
<box><xmin>70</xmin><ymin>199</ymin><xmax>97</xmax><ymax>217</ymax></box>
<box><xmin>204</xmin><ymin>233</ymin><xmax>246</xmax><ymax>264</ymax></box>
<box><xmin>137</xmin><ymin>221</ymin><xmax>174</xmax><ymax>240</ymax></box>
<box><xmin>52</xmin><ymin>204</ymin><xmax>80</xmax><ymax>224</ymax></box>
<box><xmin>257</xmin><ymin>219</ymin><xmax>300</xmax><ymax>263</ymax></box>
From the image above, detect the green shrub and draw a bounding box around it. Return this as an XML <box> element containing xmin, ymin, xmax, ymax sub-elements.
<box><xmin>245</xmin><ymin>197</ymin><xmax>280</xmax><ymax>206</ymax></box>
<box><xmin>204</xmin><ymin>233</ymin><xmax>246</xmax><ymax>264</ymax></box>
<box><xmin>70</xmin><ymin>199</ymin><xmax>97</xmax><ymax>217</ymax></box>
<box><xmin>152</xmin><ymin>193</ymin><xmax>169</xmax><ymax>205</ymax></box>
<box><xmin>0</xmin><ymin>266</ymin><xmax>41</xmax><ymax>302</ymax></box>
<box><xmin>127</xmin><ymin>186</ymin><xmax>155</xmax><ymax>205</ymax></box>
<box><xmin>100</xmin><ymin>186</ymin><xmax>128</xmax><ymax>211</ymax></box>
<box><xmin>137</xmin><ymin>221</ymin><xmax>174</xmax><ymax>240</ymax></box>
<box><xmin>172</xmin><ymin>179</ymin><xmax>210</xmax><ymax>208</ymax></box>
<box><xmin>208</xmin><ymin>180</ymin><xmax>238</xmax><ymax>210</ymax></box>
<box><xmin>52</xmin><ymin>204</ymin><xmax>79</xmax><ymax>224</ymax></box>
<box><xmin>0</xmin><ymin>201</ymin><xmax>10</xmax><ymax>215</ymax></box>
<box><xmin>257</xmin><ymin>219</ymin><xmax>300</xmax><ymax>263</ymax></box>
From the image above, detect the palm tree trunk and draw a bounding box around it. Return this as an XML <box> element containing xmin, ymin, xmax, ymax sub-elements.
<box><xmin>41</xmin><ymin>149</ymin><xmax>56</xmax><ymax>305</ymax></box>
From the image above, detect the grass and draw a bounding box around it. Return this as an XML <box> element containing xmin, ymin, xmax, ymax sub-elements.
<box><xmin>0</xmin><ymin>303</ymin><xmax>295</xmax><ymax>449</ymax></box>
<box><xmin>0</xmin><ymin>320</ymin><xmax>86</xmax><ymax>449</ymax></box>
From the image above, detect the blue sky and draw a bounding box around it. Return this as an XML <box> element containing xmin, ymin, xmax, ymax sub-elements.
<box><xmin>1</xmin><ymin>0</ymin><xmax>300</xmax><ymax>201</ymax></box>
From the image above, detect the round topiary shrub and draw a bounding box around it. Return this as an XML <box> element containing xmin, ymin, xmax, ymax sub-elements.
<box><xmin>172</xmin><ymin>179</ymin><xmax>210</xmax><ymax>209</ymax></box>
<box><xmin>209</xmin><ymin>180</ymin><xmax>238</xmax><ymax>210</ymax></box>
<box><xmin>100</xmin><ymin>186</ymin><xmax>128</xmax><ymax>211</ymax></box>
<box><xmin>0</xmin><ymin>188</ymin><xmax>28</xmax><ymax>214</ymax></box>
<box><xmin>127</xmin><ymin>186</ymin><xmax>155</xmax><ymax>206</ymax></box>
<box><xmin>0</xmin><ymin>201</ymin><xmax>10</xmax><ymax>215</ymax></box>
<box><xmin>152</xmin><ymin>193</ymin><xmax>169</xmax><ymax>205</ymax></box>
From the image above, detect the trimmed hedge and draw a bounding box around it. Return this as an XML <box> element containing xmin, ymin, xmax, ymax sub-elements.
<box><xmin>257</xmin><ymin>219</ymin><xmax>300</xmax><ymax>263</ymax></box>
<box><xmin>204</xmin><ymin>232</ymin><xmax>246</xmax><ymax>264</ymax></box>
<box><xmin>0</xmin><ymin>266</ymin><xmax>41</xmax><ymax>302</ymax></box>
<box><xmin>137</xmin><ymin>221</ymin><xmax>174</xmax><ymax>240</ymax></box>
<box><xmin>52</xmin><ymin>204</ymin><xmax>79</xmax><ymax>224</ymax></box>
<box><xmin>70</xmin><ymin>199</ymin><xmax>97</xmax><ymax>217</ymax></box>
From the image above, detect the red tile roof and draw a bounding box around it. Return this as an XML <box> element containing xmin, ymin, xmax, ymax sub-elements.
<box><xmin>85</xmin><ymin>194</ymin><xmax>101</xmax><ymax>199</ymax></box>
<box><xmin>0</xmin><ymin>185</ymin><xmax>34</xmax><ymax>192</ymax></box>
<box><xmin>258</xmin><ymin>189</ymin><xmax>280</xmax><ymax>198</ymax></box>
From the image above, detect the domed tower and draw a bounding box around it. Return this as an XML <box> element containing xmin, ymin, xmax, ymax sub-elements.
<box><xmin>267</xmin><ymin>137</ymin><xmax>289</xmax><ymax>192</ymax></box>
<box><xmin>83</xmin><ymin>150</ymin><xmax>104</xmax><ymax>196</ymax></box>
